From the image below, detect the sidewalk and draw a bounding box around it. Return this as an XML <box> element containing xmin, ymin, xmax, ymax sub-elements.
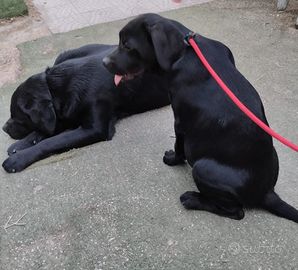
<box><xmin>1</xmin><ymin>0</ymin><xmax>298</xmax><ymax>269</ymax></box>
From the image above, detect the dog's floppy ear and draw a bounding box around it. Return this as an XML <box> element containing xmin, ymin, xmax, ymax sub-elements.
<box><xmin>18</xmin><ymin>84</ymin><xmax>56</xmax><ymax>136</ymax></box>
<box><xmin>147</xmin><ymin>20</ymin><xmax>185</xmax><ymax>71</ymax></box>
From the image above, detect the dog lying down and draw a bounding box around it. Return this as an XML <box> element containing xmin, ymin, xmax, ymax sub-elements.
<box><xmin>2</xmin><ymin>44</ymin><xmax>170</xmax><ymax>173</ymax></box>
<box><xmin>103</xmin><ymin>13</ymin><xmax>298</xmax><ymax>223</ymax></box>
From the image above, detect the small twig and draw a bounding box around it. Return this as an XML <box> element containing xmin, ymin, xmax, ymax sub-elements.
<box><xmin>3</xmin><ymin>215</ymin><xmax>13</xmax><ymax>232</ymax></box>
<box><xmin>71</xmin><ymin>171</ymin><xmax>78</xmax><ymax>177</ymax></box>
<box><xmin>276</xmin><ymin>62</ymin><xmax>282</xmax><ymax>68</ymax></box>
<box><xmin>3</xmin><ymin>213</ymin><xmax>27</xmax><ymax>232</ymax></box>
<box><xmin>256</xmin><ymin>74</ymin><xmax>266</xmax><ymax>81</ymax></box>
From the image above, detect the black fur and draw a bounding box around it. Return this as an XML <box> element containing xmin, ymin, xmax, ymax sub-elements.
<box><xmin>2</xmin><ymin>44</ymin><xmax>170</xmax><ymax>173</ymax></box>
<box><xmin>103</xmin><ymin>13</ymin><xmax>298</xmax><ymax>223</ymax></box>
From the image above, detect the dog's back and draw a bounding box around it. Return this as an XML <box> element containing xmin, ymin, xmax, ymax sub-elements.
<box><xmin>54</xmin><ymin>44</ymin><xmax>116</xmax><ymax>65</ymax></box>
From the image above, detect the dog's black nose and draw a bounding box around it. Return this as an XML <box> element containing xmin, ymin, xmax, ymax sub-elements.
<box><xmin>103</xmin><ymin>56</ymin><xmax>110</xmax><ymax>68</ymax></box>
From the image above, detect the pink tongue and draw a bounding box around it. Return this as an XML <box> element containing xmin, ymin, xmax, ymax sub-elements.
<box><xmin>114</xmin><ymin>75</ymin><xmax>123</xmax><ymax>86</ymax></box>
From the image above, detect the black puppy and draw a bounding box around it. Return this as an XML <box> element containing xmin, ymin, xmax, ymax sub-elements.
<box><xmin>2</xmin><ymin>44</ymin><xmax>170</xmax><ymax>173</ymax></box>
<box><xmin>103</xmin><ymin>13</ymin><xmax>298</xmax><ymax>223</ymax></box>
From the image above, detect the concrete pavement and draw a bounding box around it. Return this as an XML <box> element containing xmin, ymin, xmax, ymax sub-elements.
<box><xmin>1</xmin><ymin>0</ymin><xmax>298</xmax><ymax>269</ymax></box>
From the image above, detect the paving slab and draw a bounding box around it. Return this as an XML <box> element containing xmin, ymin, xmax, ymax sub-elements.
<box><xmin>1</xmin><ymin>0</ymin><xmax>298</xmax><ymax>269</ymax></box>
<box><xmin>33</xmin><ymin>0</ymin><xmax>212</xmax><ymax>33</ymax></box>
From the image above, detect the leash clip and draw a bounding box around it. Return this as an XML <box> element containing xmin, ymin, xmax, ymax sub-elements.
<box><xmin>184</xmin><ymin>32</ymin><xmax>195</xmax><ymax>46</ymax></box>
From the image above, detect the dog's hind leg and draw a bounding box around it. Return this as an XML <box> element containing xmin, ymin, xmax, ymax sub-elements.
<box><xmin>180</xmin><ymin>158</ymin><xmax>246</xmax><ymax>220</ymax></box>
<box><xmin>180</xmin><ymin>191</ymin><xmax>244</xmax><ymax>220</ymax></box>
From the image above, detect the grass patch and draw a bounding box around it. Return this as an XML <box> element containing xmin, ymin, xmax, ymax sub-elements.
<box><xmin>0</xmin><ymin>0</ymin><xmax>28</xmax><ymax>19</ymax></box>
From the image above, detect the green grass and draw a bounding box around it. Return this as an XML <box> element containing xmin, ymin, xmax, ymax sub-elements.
<box><xmin>0</xmin><ymin>0</ymin><xmax>28</xmax><ymax>19</ymax></box>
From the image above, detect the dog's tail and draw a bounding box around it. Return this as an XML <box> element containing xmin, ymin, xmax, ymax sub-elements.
<box><xmin>261</xmin><ymin>190</ymin><xmax>298</xmax><ymax>223</ymax></box>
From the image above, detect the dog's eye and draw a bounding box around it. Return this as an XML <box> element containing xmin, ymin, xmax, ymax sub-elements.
<box><xmin>124</xmin><ymin>42</ymin><xmax>132</xmax><ymax>51</ymax></box>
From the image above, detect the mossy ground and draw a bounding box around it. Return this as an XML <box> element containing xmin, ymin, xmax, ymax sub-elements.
<box><xmin>0</xmin><ymin>0</ymin><xmax>28</xmax><ymax>19</ymax></box>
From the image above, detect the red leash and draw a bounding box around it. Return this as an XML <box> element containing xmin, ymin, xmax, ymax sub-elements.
<box><xmin>188</xmin><ymin>37</ymin><xmax>298</xmax><ymax>152</ymax></box>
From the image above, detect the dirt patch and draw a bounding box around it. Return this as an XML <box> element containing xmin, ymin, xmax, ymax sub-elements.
<box><xmin>0</xmin><ymin>0</ymin><xmax>51</xmax><ymax>88</ymax></box>
<box><xmin>209</xmin><ymin>0</ymin><xmax>298</xmax><ymax>29</ymax></box>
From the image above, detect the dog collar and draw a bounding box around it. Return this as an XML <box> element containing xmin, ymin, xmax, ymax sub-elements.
<box><xmin>184</xmin><ymin>32</ymin><xmax>196</xmax><ymax>46</ymax></box>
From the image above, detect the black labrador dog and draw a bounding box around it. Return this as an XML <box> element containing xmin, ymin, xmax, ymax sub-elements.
<box><xmin>2</xmin><ymin>44</ymin><xmax>170</xmax><ymax>173</ymax></box>
<box><xmin>103</xmin><ymin>13</ymin><xmax>298</xmax><ymax>223</ymax></box>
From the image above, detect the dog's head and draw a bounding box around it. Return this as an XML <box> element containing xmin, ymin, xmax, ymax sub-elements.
<box><xmin>3</xmin><ymin>73</ymin><xmax>57</xmax><ymax>139</ymax></box>
<box><xmin>103</xmin><ymin>13</ymin><xmax>189</xmax><ymax>85</ymax></box>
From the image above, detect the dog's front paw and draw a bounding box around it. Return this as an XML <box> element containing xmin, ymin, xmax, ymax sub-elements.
<box><xmin>7</xmin><ymin>139</ymin><xmax>37</xmax><ymax>156</ymax></box>
<box><xmin>7</xmin><ymin>146</ymin><xmax>18</xmax><ymax>156</ymax></box>
<box><xmin>163</xmin><ymin>149</ymin><xmax>185</xmax><ymax>166</ymax></box>
<box><xmin>2</xmin><ymin>153</ymin><xmax>30</xmax><ymax>173</ymax></box>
